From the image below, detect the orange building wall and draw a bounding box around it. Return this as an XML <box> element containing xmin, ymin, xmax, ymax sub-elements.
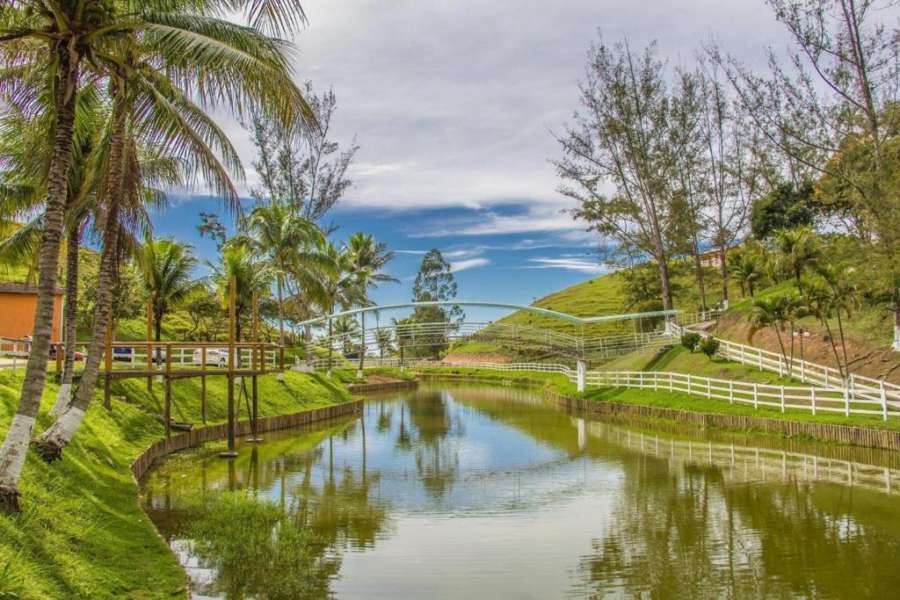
<box><xmin>0</xmin><ymin>293</ymin><xmax>64</xmax><ymax>342</ymax></box>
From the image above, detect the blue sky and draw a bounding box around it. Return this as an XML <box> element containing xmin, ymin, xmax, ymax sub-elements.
<box><xmin>152</xmin><ymin>1</ymin><xmax>794</xmax><ymax>322</ymax></box>
<box><xmin>152</xmin><ymin>197</ymin><xmax>606</xmax><ymax>323</ymax></box>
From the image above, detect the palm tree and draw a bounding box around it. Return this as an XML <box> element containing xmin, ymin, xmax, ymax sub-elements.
<box><xmin>318</xmin><ymin>243</ymin><xmax>360</xmax><ymax>376</ymax></box>
<box><xmin>375</xmin><ymin>327</ymin><xmax>394</xmax><ymax>359</ymax></box>
<box><xmin>728</xmin><ymin>246</ymin><xmax>765</xmax><ymax>298</ymax></box>
<box><xmin>806</xmin><ymin>264</ymin><xmax>859</xmax><ymax>378</ymax></box>
<box><xmin>749</xmin><ymin>296</ymin><xmax>791</xmax><ymax>373</ymax></box>
<box><xmin>20</xmin><ymin>3</ymin><xmax>313</xmax><ymax>490</ymax></box>
<box><xmin>140</xmin><ymin>238</ymin><xmax>198</xmax><ymax>344</ymax></box>
<box><xmin>345</xmin><ymin>233</ymin><xmax>397</xmax><ymax>372</ymax></box>
<box><xmin>775</xmin><ymin>227</ymin><xmax>820</xmax><ymax>289</ymax></box>
<box><xmin>211</xmin><ymin>243</ymin><xmax>273</xmax><ymax>343</ymax></box>
<box><xmin>332</xmin><ymin>316</ymin><xmax>360</xmax><ymax>357</ymax></box>
<box><xmin>242</xmin><ymin>203</ymin><xmax>329</xmax><ymax>346</ymax></box>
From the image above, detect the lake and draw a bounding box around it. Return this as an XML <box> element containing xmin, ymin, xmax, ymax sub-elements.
<box><xmin>141</xmin><ymin>383</ymin><xmax>900</xmax><ymax>598</ymax></box>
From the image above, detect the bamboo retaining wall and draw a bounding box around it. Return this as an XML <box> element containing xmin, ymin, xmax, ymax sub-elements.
<box><xmin>132</xmin><ymin>400</ymin><xmax>362</xmax><ymax>480</ymax></box>
<box><xmin>347</xmin><ymin>380</ymin><xmax>418</xmax><ymax>393</ymax></box>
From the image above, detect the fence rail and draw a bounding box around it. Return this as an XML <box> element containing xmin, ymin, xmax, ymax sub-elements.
<box><xmin>671</xmin><ymin>324</ymin><xmax>900</xmax><ymax>416</ymax></box>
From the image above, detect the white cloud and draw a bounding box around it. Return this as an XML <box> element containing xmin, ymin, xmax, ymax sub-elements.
<box><xmin>411</xmin><ymin>205</ymin><xmax>582</xmax><ymax>238</ymax></box>
<box><xmin>525</xmin><ymin>257</ymin><xmax>609</xmax><ymax>274</ymax></box>
<box><xmin>450</xmin><ymin>258</ymin><xmax>491</xmax><ymax>273</ymax></box>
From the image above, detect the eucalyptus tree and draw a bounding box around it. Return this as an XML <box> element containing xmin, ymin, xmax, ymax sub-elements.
<box><xmin>17</xmin><ymin>2</ymin><xmax>314</xmax><ymax>495</ymax></box>
<box><xmin>555</xmin><ymin>39</ymin><xmax>683</xmax><ymax>311</ymax></box>
<box><xmin>140</xmin><ymin>237</ymin><xmax>198</xmax><ymax>343</ymax></box>
<box><xmin>242</xmin><ymin>202</ymin><xmax>329</xmax><ymax>345</ymax></box>
<box><xmin>249</xmin><ymin>81</ymin><xmax>358</xmax><ymax>222</ymax></box>
<box><xmin>715</xmin><ymin>0</ymin><xmax>900</xmax><ymax>347</ymax></box>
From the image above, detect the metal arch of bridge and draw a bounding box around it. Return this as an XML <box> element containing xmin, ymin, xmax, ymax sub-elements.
<box><xmin>296</xmin><ymin>300</ymin><xmax>681</xmax><ymax>327</ymax></box>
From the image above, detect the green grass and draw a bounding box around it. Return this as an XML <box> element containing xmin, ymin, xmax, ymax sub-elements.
<box><xmin>0</xmin><ymin>369</ymin><xmax>350</xmax><ymax>599</ymax></box>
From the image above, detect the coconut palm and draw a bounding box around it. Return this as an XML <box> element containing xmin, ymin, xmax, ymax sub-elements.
<box><xmin>728</xmin><ymin>247</ymin><xmax>765</xmax><ymax>298</ymax></box>
<box><xmin>211</xmin><ymin>243</ymin><xmax>273</xmax><ymax>343</ymax></box>
<box><xmin>0</xmin><ymin>0</ymin><xmax>311</xmax><ymax>511</ymax></box>
<box><xmin>140</xmin><ymin>238</ymin><xmax>199</xmax><ymax>344</ymax></box>
<box><xmin>15</xmin><ymin>4</ymin><xmax>315</xmax><ymax>500</ymax></box>
<box><xmin>806</xmin><ymin>263</ymin><xmax>859</xmax><ymax>377</ymax></box>
<box><xmin>317</xmin><ymin>243</ymin><xmax>362</xmax><ymax>375</ymax></box>
<box><xmin>345</xmin><ymin>233</ymin><xmax>396</xmax><ymax>372</ymax></box>
<box><xmin>749</xmin><ymin>295</ymin><xmax>791</xmax><ymax>373</ymax></box>
<box><xmin>774</xmin><ymin>227</ymin><xmax>820</xmax><ymax>289</ymax></box>
<box><xmin>241</xmin><ymin>203</ymin><xmax>330</xmax><ymax>346</ymax></box>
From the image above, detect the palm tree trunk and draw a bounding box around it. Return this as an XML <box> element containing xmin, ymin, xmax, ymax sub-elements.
<box><xmin>277</xmin><ymin>273</ymin><xmax>285</xmax><ymax>346</ymax></box>
<box><xmin>51</xmin><ymin>225</ymin><xmax>81</xmax><ymax>417</ymax></box>
<box><xmin>327</xmin><ymin>318</ymin><xmax>333</xmax><ymax>377</ymax></box>
<box><xmin>31</xmin><ymin>95</ymin><xmax>128</xmax><ymax>463</ymax></box>
<box><xmin>0</xmin><ymin>50</ymin><xmax>80</xmax><ymax>511</ymax></box>
<box><xmin>836</xmin><ymin>310</ymin><xmax>850</xmax><ymax>374</ymax></box>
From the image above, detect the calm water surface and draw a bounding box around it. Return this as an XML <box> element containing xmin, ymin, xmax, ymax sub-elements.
<box><xmin>141</xmin><ymin>384</ymin><xmax>900</xmax><ymax>599</ymax></box>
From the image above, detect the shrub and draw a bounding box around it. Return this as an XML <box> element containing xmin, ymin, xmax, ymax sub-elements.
<box><xmin>681</xmin><ymin>332</ymin><xmax>701</xmax><ymax>352</ymax></box>
<box><xmin>699</xmin><ymin>336</ymin><xmax>720</xmax><ymax>358</ymax></box>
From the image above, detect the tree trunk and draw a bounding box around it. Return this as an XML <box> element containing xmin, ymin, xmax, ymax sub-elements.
<box><xmin>277</xmin><ymin>274</ymin><xmax>285</xmax><ymax>346</ymax></box>
<box><xmin>691</xmin><ymin>240</ymin><xmax>707</xmax><ymax>312</ymax></box>
<box><xmin>718</xmin><ymin>245</ymin><xmax>729</xmax><ymax>308</ymax></box>
<box><xmin>327</xmin><ymin>318</ymin><xmax>333</xmax><ymax>377</ymax></box>
<box><xmin>31</xmin><ymin>94</ymin><xmax>128</xmax><ymax>463</ymax></box>
<box><xmin>893</xmin><ymin>304</ymin><xmax>900</xmax><ymax>352</ymax></box>
<box><xmin>656</xmin><ymin>256</ymin><xmax>674</xmax><ymax>311</ymax></box>
<box><xmin>51</xmin><ymin>225</ymin><xmax>81</xmax><ymax>417</ymax></box>
<box><xmin>0</xmin><ymin>49</ymin><xmax>80</xmax><ymax>512</ymax></box>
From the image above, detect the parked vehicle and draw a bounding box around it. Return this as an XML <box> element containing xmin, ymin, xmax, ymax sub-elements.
<box><xmin>192</xmin><ymin>348</ymin><xmax>229</xmax><ymax>367</ymax></box>
<box><xmin>49</xmin><ymin>345</ymin><xmax>84</xmax><ymax>362</ymax></box>
<box><xmin>113</xmin><ymin>346</ymin><xmax>166</xmax><ymax>364</ymax></box>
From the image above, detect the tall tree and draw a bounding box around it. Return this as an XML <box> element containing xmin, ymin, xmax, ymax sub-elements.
<box><xmin>241</xmin><ymin>203</ymin><xmax>328</xmax><ymax>345</ymax></box>
<box><xmin>249</xmin><ymin>82</ymin><xmax>358</xmax><ymax>222</ymax></box>
<box><xmin>411</xmin><ymin>249</ymin><xmax>462</xmax><ymax>359</ymax></box>
<box><xmin>140</xmin><ymin>238</ymin><xmax>198</xmax><ymax>343</ymax></box>
<box><xmin>716</xmin><ymin>0</ymin><xmax>900</xmax><ymax>347</ymax></box>
<box><xmin>25</xmin><ymin>2</ymin><xmax>314</xmax><ymax>482</ymax></box>
<box><xmin>695</xmin><ymin>61</ymin><xmax>757</xmax><ymax>308</ymax></box>
<box><xmin>556</xmin><ymin>39</ymin><xmax>683</xmax><ymax>310</ymax></box>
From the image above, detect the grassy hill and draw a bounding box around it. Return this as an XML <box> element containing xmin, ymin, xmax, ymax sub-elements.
<box><xmin>0</xmin><ymin>369</ymin><xmax>350</xmax><ymax>599</ymax></box>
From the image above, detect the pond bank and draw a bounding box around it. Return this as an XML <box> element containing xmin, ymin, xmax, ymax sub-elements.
<box><xmin>0</xmin><ymin>370</ymin><xmax>351</xmax><ymax>599</ymax></box>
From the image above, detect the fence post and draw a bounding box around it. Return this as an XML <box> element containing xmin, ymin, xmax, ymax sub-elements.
<box><xmin>687</xmin><ymin>375</ymin><xmax>692</xmax><ymax>396</ymax></box>
<box><xmin>881</xmin><ymin>380</ymin><xmax>888</xmax><ymax>421</ymax></box>
<box><xmin>780</xmin><ymin>386</ymin><xmax>785</xmax><ymax>413</ymax></box>
<box><xmin>811</xmin><ymin>387</ymin><xmax>816</xmax><ymax>415</ymax></box>
<box><xmin>758</xmin><ymin>353</ymin><xmax>763</xmax><ymax>371</ymax></box>
<box><xmin>576</xmin><ymin>360</ymin><xmax>586</xmax><ymax>393</ymax></box>
<box><xmin>753</xmin><ymin>383</ymin><xmax>758</xmax><ymax>409</ymax></box>
<box><xmin>729</xmin><ymin>380</ymin><xmax>734</xmax><ymax>404</ymax></box>
<box><xmin>707</xmin><ymin>378</ymin><xmax>711</xmax><ymax>399</ymax></box>
<box><xmin>669</xmin><ymin>372</ymin><xmax>673</xmax><ymax>392</ymax></box>
<box><xmin>843</xmin><ymin>380</ymin><xmax>850</xmax><ymax>417</ymax></box>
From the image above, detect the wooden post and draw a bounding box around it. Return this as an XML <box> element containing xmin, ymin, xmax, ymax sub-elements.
<box><xmin>103</xmin><ymin>320</ymin><xmax>113</xmax><ymax>410</ymax></box>
<box><xmin>146</xmin><ymin>299</ymin><xmax>153</xmax><ymax>391</ymax></box>
<box><xmin>200</xmin><ymin>349</ymin><xmax>207</xmax><ymax>424</ymax></box>
<box><xmin>358</xmin><ymin>311</ymin><xmax>365</xmax><ymax>379</ymax></box>
<box><xmin>164</xmin><ymin>343</ymin><xmax>172</xmax><ymax>439</ymax></box>
<box><xmin>251</xmin><ymin>293</ymin><xmax>258</xmax><ymax>373</ymax></box>
<box><xmin>54</xmin><ymin>343</ymin><xmax>62</xmax><ymax>380</ymax></box>
<box><xmin>221</xmin><ymin>275</ymin><xmax>238</xmax><ymax>458</ymax></box>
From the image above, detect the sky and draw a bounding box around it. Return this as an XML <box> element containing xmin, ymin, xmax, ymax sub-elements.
<box><xmin>153</xmin><ymin>0</ymin><xmax>791</xmax><ymax>322</ymax></box>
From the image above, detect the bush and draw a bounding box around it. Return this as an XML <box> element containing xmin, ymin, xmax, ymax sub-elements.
<box><xmin>681</xmin><ymin>332</ymin><xmax>701</xmax><ymax>352</ymax></box>
<box><xmin>699</xmin><ymin>336</ymin><xmax>720</xmax><ymax>358</ymax></box>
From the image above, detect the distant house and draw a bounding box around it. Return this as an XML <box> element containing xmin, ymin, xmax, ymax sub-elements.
<box><xmin>698</xmin><ymin>249</ymin><xmax>723</xmax><ymax>269</ymax></box>
<box><xmin>0</xmin><ymin>282</ymin><xmax>64</xmax><ymax>342</ymax></box>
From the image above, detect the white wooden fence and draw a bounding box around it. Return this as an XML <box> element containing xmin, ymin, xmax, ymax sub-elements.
<box><xmin>671</xmin><ymin>324</ymin><xmax>900</xmax><ymax>419</ymax></box>
<box><xmin>584</xmin><ymin>370</ymin><xmax>898</xmax><ymax>420</ymax></box>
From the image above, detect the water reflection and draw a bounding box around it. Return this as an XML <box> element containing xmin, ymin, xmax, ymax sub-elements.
<box><xmin>141</xmin><ymin>384</ymin><xmax>900</xmax><ymax>599</ymax></box>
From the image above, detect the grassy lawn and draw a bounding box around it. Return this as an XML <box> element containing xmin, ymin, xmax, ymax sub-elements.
<box><xmin>0</xmin><ymin>369</ymin><xmax>350</xmax><ymax>599</ymax></box>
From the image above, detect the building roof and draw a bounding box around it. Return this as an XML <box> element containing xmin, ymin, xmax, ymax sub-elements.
<box><xmin>0</xmin><ymin>282</ymin><xmax>65</xmax><ymax>296</ymax></box>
